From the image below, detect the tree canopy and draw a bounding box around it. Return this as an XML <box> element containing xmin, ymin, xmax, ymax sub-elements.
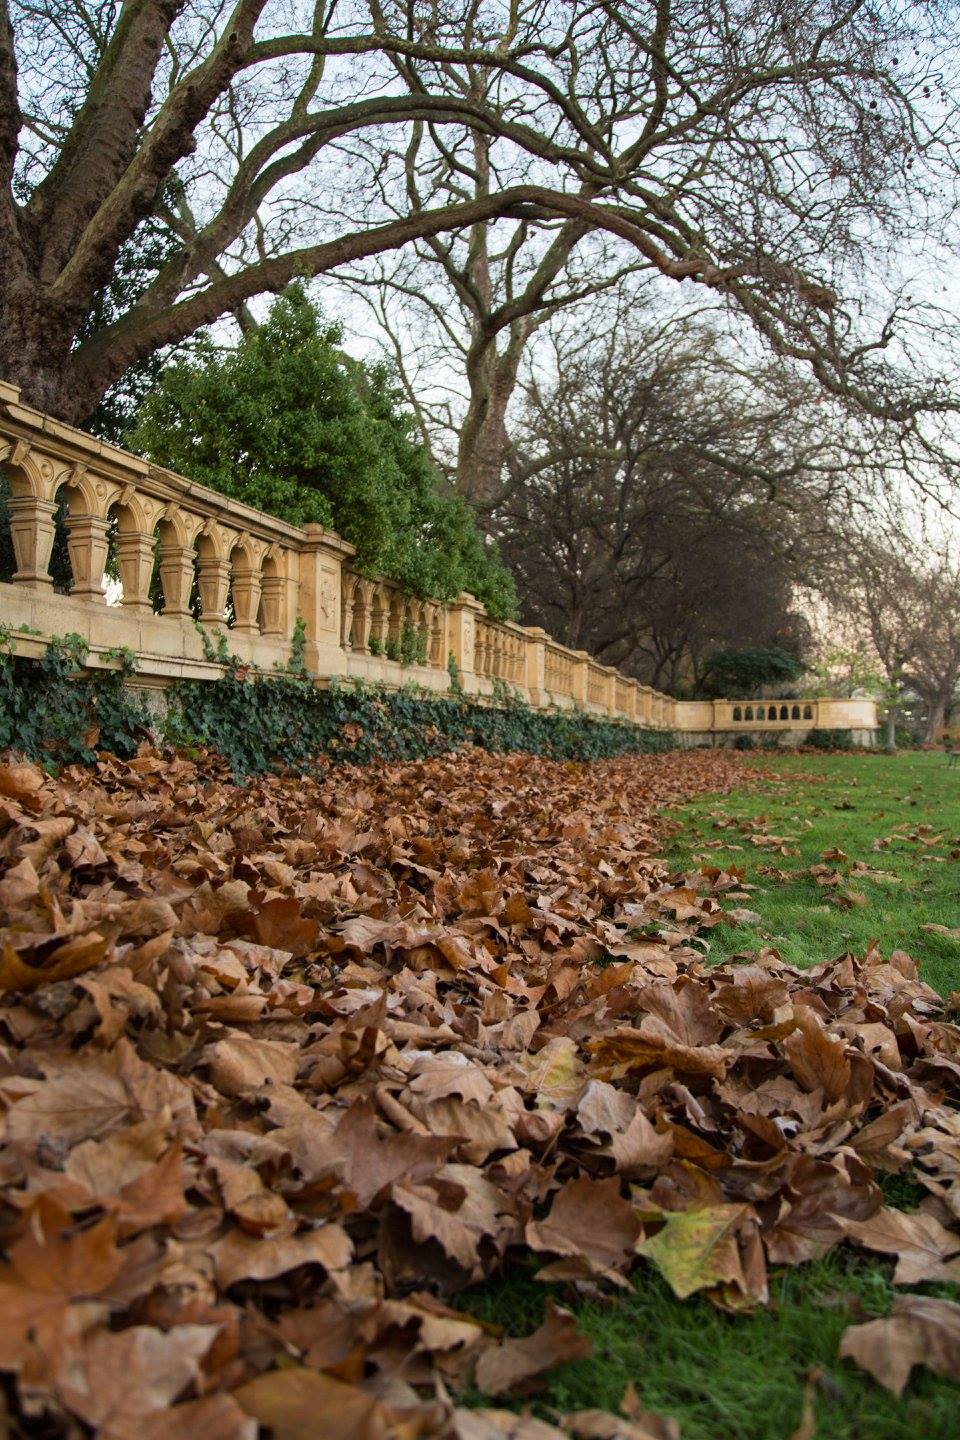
<box><xmin>696</xmin><ymin>647</ymin><xmax>807</xmax><ymax>701</ymax></box>
<box><xmin>3</xmin><ymin>0</ymin><xmax>959</xmax><ymax>464</ymax></box>
<box><xmin>129</xmin><ymin>287</ymin><xmax>515</xmax><ymax>616</ymax></box>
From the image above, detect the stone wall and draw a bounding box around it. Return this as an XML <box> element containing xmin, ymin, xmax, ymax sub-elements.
<box><xmin>0</xmin><ymin>380</ymin><xmax>878</xmax><ymax>743</ymax></box>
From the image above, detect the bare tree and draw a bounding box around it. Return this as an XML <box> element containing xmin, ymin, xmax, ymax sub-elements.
<box><xmin>331</xmin><ymin>119</ymin><xmax>648</xmax><ymax>506</ymax></box>
<box><xmin>832</xmin><ymin>524</ymin><xmax>960</xmax><ymax>745</ymax></box>
<box><xmin>2</xmin><ymin>0</ymin><xmax>959</xmax><ymax>437</ymax></box>
<box><xmin>489</xmin><ymin>314</ymin><xmax>845</xmax><ymax>688</ymax></box>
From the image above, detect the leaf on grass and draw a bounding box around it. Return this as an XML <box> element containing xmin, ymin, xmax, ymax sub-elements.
<box><xmin>526</xmin><ymin>1176</ymin><xmax>642</xmax><ymax>1284</ymax></box>
<box><xmin>636</xmin><ymin>1203</ymin><xmax>765</xmax><ymax>1303</ymax></box>
<box><xmin>842</xmin><ymin>1207</ymin><xmax>960</xmax><ymax>1284</ymax></box>
<box><xmin>474</xmin><ymin>1302</ymin><xmax>592</xmax><ymax>1395</ymax></box>
<box><xmin>839</xmin><ymin>1294</ymin><xmax>960</xmax><ymax>1396</ymax></box>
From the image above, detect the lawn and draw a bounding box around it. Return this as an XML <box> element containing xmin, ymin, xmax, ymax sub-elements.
<box><xmin>667</xmin><ymin>750</ymin><xmax>960</xmax><ymax>1000</ymax></box>
<box><xmin>460</xmin><ymin>750</ymin><xmax>960</xmax><ymax>1440</ymax></box>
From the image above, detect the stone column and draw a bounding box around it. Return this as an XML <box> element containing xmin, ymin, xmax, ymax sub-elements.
<box><xmin>158</xmin><ymin>544</ymin><xmax>196</xmax><ymax>619</ymax></box>
<box><xmin>116</xmin><ymin>531</ymin><xmax>156</xmax><ymax>612</ymax></box>
<box><xmin>524</xmin><ymin>627</ymin><xmax>547</xmax><ymax>706</ymax></box>
<box><xmin>232</xmin><ymin>556</ymin><xmax>263</xmax><ymax>635</ymax></box>
<box><xmin>197</xmin><ymin>556</ymin><xmax>232</xmax><ymax>624</ymax></box>
<box><xmin>298</xmin><ymin>524</ymin><xmax>354</xmax><ymax>675</ymax></box>
<box><xmin>9</xmin><ymin>496</ymin><xmax>58</xmax><ymax>587</ymax></box>
<box><xmin>571</xmin><ymin>650</ymin><xmax>590</xmax><ymax>705</ymax></box>
<box><xmin>64</xmin><ymin>513</ymin><xmax>111</xmax><ymax>601</ymax></box>
<box><xmin>446</xmin><ymin>594</ymin><xmax>482</xmax><ymax>684</ymax></box>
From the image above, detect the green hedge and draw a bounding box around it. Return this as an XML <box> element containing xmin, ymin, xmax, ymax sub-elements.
<box><xmin>804</xmin><ymin>727</ymin><xmax>855</xmax><ymax>751</ymax></box>
<box><xmin>165</xmin><ymin>668</ymin><xmax>674</xmax><ymax>774</ymax></box>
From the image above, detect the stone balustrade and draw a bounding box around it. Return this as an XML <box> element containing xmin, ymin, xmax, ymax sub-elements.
<box><xmin>0</xmin><ymin>380</ymin><xmax>878</xmax><ymax>743</ymax></box>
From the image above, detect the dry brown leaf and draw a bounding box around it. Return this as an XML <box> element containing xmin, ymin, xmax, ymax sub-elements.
<box><xmin>234</xmin><ymin>1367</ymin><xmax>396</xmax><ymax>1440</ymax></box>
<box><xmin>842</xmin><ymin>1208</ymin><xmax>960</xmax><ymax>1284</ymax></box>
<box><xmin>526</xmin><ymin>1176</ymin><xmax>642</xmax><ymax>1284</ymax></box>
<box><xmin>839</xmin><ymin>1294</ymin><xmax>960</xmax><ymax>1395</ymax></box>
<box><xmin>474</xmin><ymin>1302</ymin><xmax>593</xmax><ymax>1395</ymax></box>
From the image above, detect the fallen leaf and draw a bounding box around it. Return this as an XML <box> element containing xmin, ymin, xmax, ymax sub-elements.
<box><xmin>839</xmin><ymin>1294</ymin><xmax>960</xmax><ymax>1395</ymax></box>
<box><xmin>474</xmin><ymin>1303</ymin><xmax>593</xmax><ymax>1395</ymax></box>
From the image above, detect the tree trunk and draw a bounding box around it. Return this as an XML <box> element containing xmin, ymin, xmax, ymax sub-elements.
<box><xmin>455</xmin><ymin>352</ymin><xmax>518</xmax><ymax>512</ymax></box>
<box><xmin>884</xmin><ymin>702</ymin><xmax>897</xmax><ymax>752</ymax></box>
<box><xmin>923</xmin><ymin>694</ymin><xmax>948</xmax><ymax>746</ymax></box>
<box><xmin>0</xmin><ymin>278</ymin><xmax>86</xmax><ymax>418</ymax></box>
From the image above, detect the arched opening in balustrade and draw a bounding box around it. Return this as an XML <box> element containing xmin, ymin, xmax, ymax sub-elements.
<box><xmin>259</xmin><ymin>551</ymin><xmax>286</xmax><ymax>638</ymax></box>
<box><xmin>154</xmin><ymin>516</ymin><xmax>199</xmax><ymax>619</ymax></box>
<box><xmin>54</xmin><ymin>471</ymin><xmax>117</xmax><ymax>599</ymax></box>
<box><xmin>107</xmin><ymin>495</ymin><xmax>162</xmax><ymax>611</ymax></box>
<box><xmin>756</xmin><ymin>705</ymin><xmax>766</xmax><ymax>720</ymax></box>
<box><xmin>229</xmin><ymin>540</ymin><xmax>262</xmax><ymax>635</ymax></box>
<box><xmin>745</xmin><ymin>705</ymin><xmax>754</xmax><ymax>721</ymax></box>
<box><xmin>779</xmin><ymin>705</ymin><xmax>789</xmax><ymax>721</ymax></box>
<box><xmin>803</xmin><ymin>703</ymin><xmax>813</xmax><ymax>720</ymax></box>
<box><xmin>792</xmin><ymin>704</ymin><xmax>801</xmax><ymax>720</ymax></box>
<box><xmin>732</xmin><ymin>706</ymin><xmax>742</xmax><ymax>721</ymax></box>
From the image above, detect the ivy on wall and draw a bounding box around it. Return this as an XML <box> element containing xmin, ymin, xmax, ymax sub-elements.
<box><xmin>166</xmin><ymin>665</ymin><xmax>674</xmax><ymax>775</ymax></box>
<box><xmin>0</xmin><ymin>631</ymin><xmax>152</xmax><ymax>764</ymax></box>
<box><xmin>0</xmin><ymin>633</ymin><xmax>674</xmax><ymax>774</ymax></box>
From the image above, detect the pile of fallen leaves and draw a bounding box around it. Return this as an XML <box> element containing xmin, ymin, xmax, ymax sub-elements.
<box><xmin>0</xmin><ymin>745</ymin><xmax>959</xmax><ymax>1440</ymax></box>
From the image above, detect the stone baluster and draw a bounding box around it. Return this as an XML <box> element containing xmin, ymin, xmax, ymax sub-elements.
<box><xmin>426</xmin><ymin>603</ymin><xmax>442</xmax><ymax>665</ymax></box>
<box><xmin>258</xmin><ymin>546</ymin><xmax>288</xmax><ymax>637</ymax></box>
<box><xmin>415</xmin><ymin>600</ymin><xmax>430</xmax><ymax>661</ymax></box>
<box><xmin>341</xmin><ymin>573</ymin><xmax>358</xmax><ymax>650</ymax></box>
<box><xmin>8</xmin><ymin>496</ymin><xmax>58</xmax><ymax>586</ymax></box>
<box><xmin>196</xmin><ymin>521</ymin><xmax>237</xmax><ymax>625</ymax></box>
<box><xmin>354</xmin><ymin>580</ymin><xmax>374</xmax><ymax>653</ymax></box>
<box><xmin>65</xmin><ymin>513</ymin><xmax>111</xmax><ymax>602</ymax></box>
<box><xmin>387</xmin><ymin>592</ymin><xmax>404</xmax><ymax>653</ymax></box>
<box><xmin>158</xmin><ymin>543</ymin><xmax>196</xmax><ymax>618</ymax></box>
<box><xmin>369</xmin><ymin>586</ymin><xmax>388</xmax><ymax>651</ymax></box>
<box><xmin>231</xmin><ymin>540</ymin><xmax>265</xmax><ymax>635</ymax></box>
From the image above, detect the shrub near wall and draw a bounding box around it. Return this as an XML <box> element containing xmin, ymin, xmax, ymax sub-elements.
<box><xmin>804</xmin><ymin>728</ymin><xmax>855</xmax><ymax>751</ymax></box>
<box><xmin>166</xmin><ymin>667</ymin><xmax>674</xmax><ymax>775</ymax></box>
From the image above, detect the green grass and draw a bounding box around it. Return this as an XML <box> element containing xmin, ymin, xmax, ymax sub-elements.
<box><xmin>460</xmin><ymin>1253</ymin><xmax>958</xmax><ymax>1440</ymax></box>
<box><xmin>668</xmin><ymin>750</ymin><xmax>960</xmax><ymax>998</ymax></box>
<box><xmin>458</xmin><ymin>751</ymin><xmax>960</xmax><ymax>1439</ymax></box>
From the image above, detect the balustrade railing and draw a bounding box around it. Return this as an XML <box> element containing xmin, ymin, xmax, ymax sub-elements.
<box><xmin>543</xmin><ymin>642</ymin><xmax>576</xmax><ymax>700</ymax></box>
<box><xmin>0</xmin><ymin>379</ymin><xmax>878</xmax><ymax>739</ymax></box>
